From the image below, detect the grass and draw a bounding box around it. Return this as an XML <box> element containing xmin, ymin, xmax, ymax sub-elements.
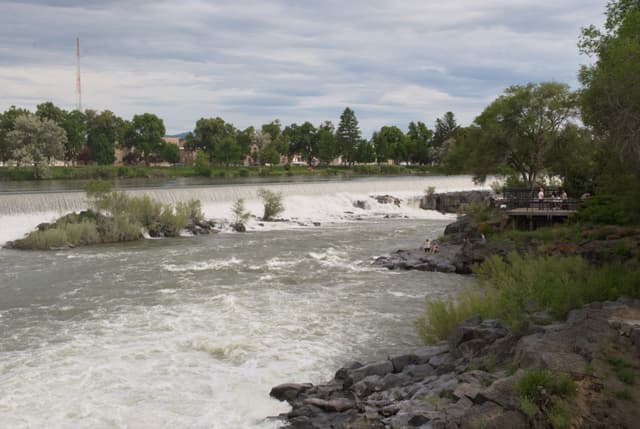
<box><xmin>607</xmin><ymin>356</ymin><xmax>636</xmax><ymax>385</ymax></box>
<box><xmin>516</xmin><ymin>370</ymin><xmax>576</xmax><ymax>429</ymax></box>
<box><xmin>614</xmin><ymin>388</ymin><xmax>633</xmax><ymax>400</ymax></box>
<box><xmin>415</xmin><ymin>251</ymin><xmax>640</xmax><ymax>343</ymax></box>
<box><xmin>516</xmin><ymin>370</ymin><xmax>576</xmax><ymax>402</ymax></box>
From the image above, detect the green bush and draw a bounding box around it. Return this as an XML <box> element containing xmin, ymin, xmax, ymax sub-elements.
<box><xmin>257</xmin><ymin>188</ymin><xmax>284</xmax><ymax>220</ymax></box>
<box><xmin>175</xmin><ymin>200</ymin><xmax>204</xmax><ymax>225</ymax></box>
<box><xmin>517</xmin><ymin>370</ymin><xmax>576</xmax><ymax>402</ymax></box>
<box><xmin>193</xmin><ymin>152</ymin><xmax>211</xmax><ymax>176</ymax></box>
<box><xmin>11</xmin><ymin>228</ymin><xmax>69</xmax><ymax>250</ymax></box>
<box><xmin>414</xmin><ymin>291</ymin><xmax>498</xmax><ymax>344</ymax></box>
<box><xmin>63</xmin><ymin>221</ymin><xmax>100</xmax><ymax>245</ymax></box>
<box><xmin>415</xmin><ymin>252</ymin><xmax>640</xmax><ymax>343</ymax></box>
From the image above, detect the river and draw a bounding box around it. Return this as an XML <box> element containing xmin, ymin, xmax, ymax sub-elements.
<box><xmin>0</xmin><ymin>176</ymin><xmax>483</xmax><ymax>428</ymax></box>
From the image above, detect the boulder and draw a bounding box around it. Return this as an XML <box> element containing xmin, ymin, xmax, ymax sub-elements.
<box><xmin>270</xmin><ymin>383</ymin><xmax>313</xmax><ymax>402</ymax></box>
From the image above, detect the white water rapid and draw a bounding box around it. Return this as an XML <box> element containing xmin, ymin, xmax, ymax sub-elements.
<box><xmin>0</xmin><ymin>176</ymin><xmax>485</xmax><ymax>428</ymax></box>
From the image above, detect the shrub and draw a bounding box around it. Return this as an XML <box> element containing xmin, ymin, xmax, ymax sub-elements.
<box><xmin>63</xmin><ymin>221</ymin><xmax>100</xmax><ymax>245</ymax></box>
<box><xmin>175</xmin><ymin>200</ymin><xmax>204</xmax><ymax>225</ymax></box>
<box><xmin>414</xmin><ymin>291</ymin><xmax>497</xmax><ymax>344</ymax></box>
<box><xmin>231</xmin><ymin>198</ymin><xmax>251</xmax><ymax>229</ymax></box>
<box><xmin>517</xmin><ymin>370</ymin><xmax>576</xmax><ymax>402</ymax></box>
<box><xmin>547</xmin><ymin>403</ymin><xmax>571</xmax><ymax>429</ymax></box>
<box><xmin>194</xmin><ymin>151</ymin><xmax>211</xmax><ymax>176</ymax></box>
<box><xmin>12</xmin><ymin>228</ymin><xmax>69</xmax><ymax>250</ymax></box>
<box><xmin>257</xmin><ymin>188</ymin><xmax>284</xmax><ymax>220</ymax></box>
<box><xmin>415</xmin><ymin>252</ymin><xmax>640</xmax><ymax>344</ymax></box>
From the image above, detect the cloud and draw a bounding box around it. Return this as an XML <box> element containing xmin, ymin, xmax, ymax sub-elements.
<box><xmin>0</xmin><ymin>0</ymin><xmax>606</xmax><ymax>135</ymax></box>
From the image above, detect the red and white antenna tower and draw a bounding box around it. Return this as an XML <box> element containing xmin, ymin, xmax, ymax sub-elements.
<box><xmin>76</xmin><ymin>37</ymin><xmax>82</xmax><ymax>111</ymax></box>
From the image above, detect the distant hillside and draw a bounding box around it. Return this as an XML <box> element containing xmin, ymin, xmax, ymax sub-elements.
<box><xmin>166</xmin><ymin>131</ymin><xmax>189</xmax><ymax>139</ymax></box>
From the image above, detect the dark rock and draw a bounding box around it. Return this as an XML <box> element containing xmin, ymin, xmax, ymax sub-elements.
<box><xmin>231</xmin><ymin>222</ymin><xmax>246</xmax><ymax>232</ymax></box>
<box><xmin>346</xmin><ymin>360</ymin><xmax>394</xmax><ymax>385</ymax></box>
<box><xmin>335</xmin><ymin>361</ymin><xmax>363</xmax><ymax>381</ymax></box>
<box><xmin>302</xmin><ymin>397</ymin><xmax>354</xmax><ymax>412</ymax></box>
<box><xmin>420</xmin><ymin>191</ymin><xmax>492</xmax><ymax>214</ymax></box>
<box><xmin>270</xmin><ymin>383</ymin><xmax>313</xmax><ymax>402</ymax></box>
<box><xmin>371</xmin><ymin>194</ymin><xmax>401</xmax><ymax>206</ymax></box>
<box><xmin>36</xmin><ymin>222</ymin><xmax>51</xmax><ymax>231</ymax></box>
<box><xmin>353</xmin><ymin>200</ymin><xmax>370</xmax><ymax>210</ymax></box>
<box><xmin>313</xmin><ymin>222</ymin><xmax>321</xmax><ymax>227</ymax></box>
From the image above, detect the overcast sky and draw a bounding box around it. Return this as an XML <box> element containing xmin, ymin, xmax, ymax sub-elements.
<box><xmin>1</xmin><ymin>0</ymin><xmax>606</xmax><ymax>136</ymax></box>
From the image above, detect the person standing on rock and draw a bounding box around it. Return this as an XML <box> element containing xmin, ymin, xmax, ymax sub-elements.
<box><xmin>423</xmin><ymin>239</ymin><xmax>431</xmax><ymax>253</ymax></box>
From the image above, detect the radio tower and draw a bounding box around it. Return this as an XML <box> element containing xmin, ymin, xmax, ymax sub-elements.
<box><xmin>76</xmin><ymin>37</ymin><xmax>82</xmax><ymax>112</ymax></box>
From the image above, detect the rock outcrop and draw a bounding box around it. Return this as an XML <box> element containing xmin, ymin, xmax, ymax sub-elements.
<box><xmin>420</xmin><ymin>191</ymin><xmax>492</xmax><ymax>214</ymax></box>
<box><xmin>270</xmin><ymin>299</ymin><xmax>640</xmax><ymax>429</ymax></box>
<box><xmin>373</xmin><ymin>216</ymin><xmax>512</xmax><ymax>274</ymax></box>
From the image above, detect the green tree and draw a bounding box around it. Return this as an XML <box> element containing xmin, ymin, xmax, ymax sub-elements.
<box><xmin>186</xmin><ymin>117</ymin><xmax>235</xmax><ymax>164</ymax></box>
<box><xmin>261</xmin><ymin>120</ymin><xmax>288</xmax><ymax>158</ymax></box>
<box><xmin>35</xmin><ymin>102</ymin><xmax>65</xmax><ymax>124</ymax></box>
<box><xmin>193</xmin><ymin>151</ymin><xmax>211</xmax><ymax>176</ymax></box>
<box><xmin>316</xmin><ymin>121</ymin><xmax>337</xmax><ymax>165</ymax></box>
<box><xmin>579</xmin><ymin>0</ymin><xmax>640</xmax><ymax>174</ymax></box>
<box><xmin>214</xmin><ymin>135</ymin><xmax>242</xmax><ymax>166</ymax></box>
<box><xmin>61</xmin><ymin>110</ymin><xmax>87</xmax><ymax>165</ymax></box>
<box><xmin>407</xmin><ymin>121</ymin><xmax>433</xmax><ymax>165</ymax></box>
<box><xmin>431</xmin><ymin>112</ymin><xmax>460</xmax><ymax>166</ymax></box>
<box><xmin>336</xmin><ymin>107</ymin><xmax>361</xmax><ymax>166</ymax></box>
<box><xmin>7</xmin><ymin>115</ymin><xmax>66</xmax><ymax>178</ymax></box>
<box><xmin>355</xmin><ymin>139</ymin><xmax>376</xmax><ymax>163</ymax></box>
<box><xmin>259</xmin><ymin>144</ymin><xmax>281</xmax><ymax>166</ymax></box>
<box><xmin>284</xmin><ymin>121</ymin><xmax>317</xmax><ymax>164</ymax></box>
<box><xmin>160</xmin><ymin>142</ymin><xmax>181</xmax><ymax>164</ymax></box>
<box><xmin>86</xmin><ymin>110</ymin><xmax>122</xmax><ymax>165</ymax></box>
<box><xmin>373</xmin><ymin>126</ymin><xmax>406</xmax><ymax>164</ymax></box>
<box><xmin>0</xmin><ymin>106</ymin><xmax>31</xmax><ymax>164</ymax></box>
<box><xmin>125</xmin><ymin>113</ymin><xmax>166</xmax><ymax>165</ymax></box>
<box><xmin>467</xmin><ymin>82</ymin><xmax>578</xmax><ymax>186</ymax></box>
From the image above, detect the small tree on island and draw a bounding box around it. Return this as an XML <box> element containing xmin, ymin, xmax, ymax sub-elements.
<box><xmin>231</xmin><ymin>198</ymin><xmax>251</xmax><ymax>232</ymax></box>
<box><xmin>257</xmin><ymin>188</ymin><xmax>284</xmax><ymax>221</ymax></box>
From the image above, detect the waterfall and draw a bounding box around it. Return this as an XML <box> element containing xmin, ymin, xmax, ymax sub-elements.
<box><xmin>0</xmin><ymin>176</ymin><xmax>488</xmax><ymax>245</ymax></box>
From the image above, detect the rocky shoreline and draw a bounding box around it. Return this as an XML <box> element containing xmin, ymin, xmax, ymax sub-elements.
<box><xmin>372</xmin><ymin>216</ymin><xmax>510</xmax><ymax>275</ymax></box>
<box><xmin>270</xmin><ymin>299</ymin><xmax>640</xmax><ymax>428</ymax></box>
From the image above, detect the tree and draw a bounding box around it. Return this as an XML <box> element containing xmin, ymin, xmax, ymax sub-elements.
<box><xmin>407</xmin><ymin>121</ymin><xmax>433</xmax><ymax>165</ymax></box>
<box><xmin>316</xmin><ymin>121</ymin><xmax>337</xmax><ymax>165</ymax></box>
<box><xmin>125</xmin><ymin>113</ymin><xmax>166</xmax><ymax>165</ymax></box>
<box><xmin>336</xmin><ymin>107</ymin><xmax>361</xmax><ymax>165</ymax></box>
<box><xmin>61</xmin><ymin>110</ymin><xmax>87</xmax><ymax>165</ymax></box>
<box><xmin>214</xmin><ymin>135</ymin><xmax>242</xmax><ymax>166</ymax></box>
<box><xmin>35</xmin><ymin>102</ymin><xmax>65</xmax><ymax>124</ymax></box>
<box><xmin>355</xmin><ymin>139</ymin><xmax>376</xmax><ymax>163</ymax></box>
<box><xmin>186</xmin><ymin>117</ymin><xmax>235</xmax><ymax>164</ymax></box>
<box><xmin>0</xmin><ymin>106</ymin><xmax>31</xmax><ymax>164</ymax></box>
<box><xmin>7</xmin><ymin>115</ymin><xmax>66</xmax><ymax>178</ymax></box>
<box><xmin>373</xmin><ymin>126</ymin><xmax>406</xmax><ymax>164</ymax></box>
<box><xmin>431</xmin><ymin>112</ymin><xmax>460</xmax><ymax>166</ymax></box>
<box><xmin>467</xmin><ymin>82</ymin><xmax>579</xmax><ymax>186</ymax></box>
<box><xmin>257</xmin><ymin>188</ymin><xmax>284</xmax><ymax>220</ymax></box>
<box><xmin>161</xmin><ymin>142</ymin><xmax>180</xmax><ymax>164</ymax></box>
<box><xmin>579</xmin><ymin>0</ymin><xmax>640</xmax><ymax>173</ymax></box>
<box><xmin>284</xmin><ymin>121</ymin><xmax>317</xmax><ymax>164</ymax></box>
<box><xmin>86</xmin><ymin>110</ymin><xmax>122</xmax><ymax>165</ymax></box>
<box><xmin>261</xmin><ymin>120</ymin><xmax>288</xmax><ymax>157</ymax></box>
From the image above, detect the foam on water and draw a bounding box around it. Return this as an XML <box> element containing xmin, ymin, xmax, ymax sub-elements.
<box><xmin>0</xmin><ymin>177</ymin><xmax>483</xmax><ymax>428</ymax></box>
<box><xmin>0</xmin><ymin>176</ymin><xmax>487</xmax><ymax>245</ymax></box>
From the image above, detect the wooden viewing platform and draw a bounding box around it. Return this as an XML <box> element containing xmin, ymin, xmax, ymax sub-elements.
<box><xmin>501</xmin><ymin>188</ymin><xmax>580</xmax><ymax>230</ymax></box>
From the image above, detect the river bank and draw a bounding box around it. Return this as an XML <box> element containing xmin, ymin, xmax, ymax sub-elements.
<box><xmin>270</xmin><ymin>200</ymin><xmax>640</xmax><ymax>428</ymax></box>
<box><xmin>270</xmin><ymin>298</ymin><xmax>640</xmax><ymax>428</ymax></box>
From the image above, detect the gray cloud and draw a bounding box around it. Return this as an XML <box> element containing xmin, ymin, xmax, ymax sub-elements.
<box><xmin>0</xmin><ymin>0</ymin><xmax>606</xmax><ymax>135</ymax></box>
